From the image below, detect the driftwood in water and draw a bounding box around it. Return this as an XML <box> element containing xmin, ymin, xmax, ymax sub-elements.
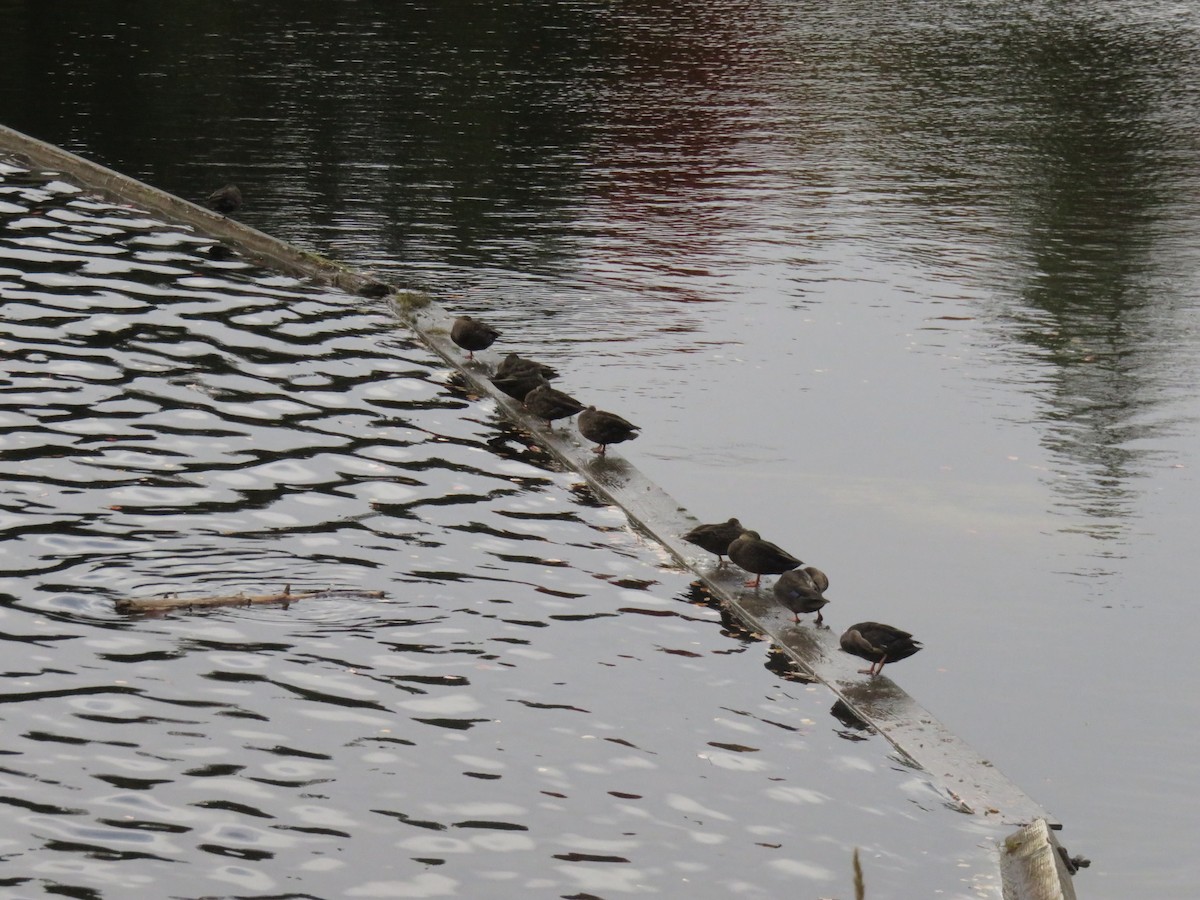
<box><xmin>115</xmin><ymin>586</ymin><xmax>385</xmax><ymax>614</ymax></box>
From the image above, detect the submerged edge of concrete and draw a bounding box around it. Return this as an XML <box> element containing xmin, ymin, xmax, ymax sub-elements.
<box><xmin>0</xmin><ymin>121</ymin><xmax>1077</xmax><ymax>898</ymax></box>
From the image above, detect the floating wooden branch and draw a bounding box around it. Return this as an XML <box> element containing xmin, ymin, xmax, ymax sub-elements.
<box><xmin>114</xmin><ymin>586</ymin><xmax>385</xmax><ymax>614</ymax></box>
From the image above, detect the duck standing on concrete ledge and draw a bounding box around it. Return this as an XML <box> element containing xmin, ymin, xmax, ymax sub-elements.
<box><xmin>839</xmin><ymin>622</ymin><xmax>923</xmax><ymax>676</ymax></box>
<box><xmin>495</xmin><ymin>353</ymin><xmax>558</xmax><ymax>381</ymax></box>
<box><xmin>804</xmin><ymin>565</ymin><xmax>829</xmax><ymax>594</ymax></box>
<box><xmin>727</xmin><ymin>530</ymin><xmax>803</xmax><ymax>589</ymax></box>
<box><xmin>578</xmin><ymin>406</ymin><xmax>639</xmax><ymax>456</ymax></box>
<box><xmin>774</xmin><ymin>566</ymin><xmax>830</xmax><ymax>624</ymax></box>
<box><xmin>491</xmin><ymin>371</ymin><xmax>549</xmax><ymax>402</ymax></box>
<box><xmin>524</xmin><ymin>382</ymin><xmax>585</xmax><ymax>428</ymax></box>
<box><xmin>450</xmin><ymin>315</ymin><xmax>501</xmax><ymax>360</ymax></box>
<box><xmin>681</xmin><ymin>517</ymin><xmax>746</xmax><ymax>567</ymax></box>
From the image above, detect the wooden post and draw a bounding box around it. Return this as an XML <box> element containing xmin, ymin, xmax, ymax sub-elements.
<box><xmin>1001</xmin><ymin>818</ymin><xmax>1080</xmax><ymax>900</ymax></box>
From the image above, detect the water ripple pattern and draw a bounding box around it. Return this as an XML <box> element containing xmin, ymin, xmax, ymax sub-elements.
<box><xmin>0</xmin><ymin>160</ymin><xmax>1004</xmax><ymax>897</ymax></box>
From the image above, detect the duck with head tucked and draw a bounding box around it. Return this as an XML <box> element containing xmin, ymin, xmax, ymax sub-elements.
<box><xmin>206</xmin><ymin>183</ymin><xmax>243</xmax><ymax>215</ymax></box>
<box><xmin>578</xmin><ymin>406</ymin><xmax>639</xmax><ymax>456</ymax></box>
<box><xmin>774</xmin><ymin>566</ymin><xmax>830</xmax><ymax>624</ymax></box>
<box><xmin>524</xmin><ymin>382</ymin><xmax>586</xmax><ymax>428</ymax></box>
<box><xmin>491</xmin><ymin>371</ymin><xmax>549</xmax><ymax>402</ymax></box>
<box><xmin>495</xmin><ymin>352</ymin><xmax>558</xmax><ymax>381</ymax></box>
<box><xmin>727</xmin><ymin>530</ymin><xmax>803</xmax><ymax>589</ymax></box>
<box><xmin>681</xmin><ymin>517</ymin><xmax>745</xmax><ymax>568</ymax></box>
<box><xmin>450</xmin><ymin>315</ymin><xmax>501</xmax><ymax>360</ymax></box>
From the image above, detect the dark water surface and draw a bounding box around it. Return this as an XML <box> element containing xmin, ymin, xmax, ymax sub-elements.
<box><xmin>5</xmin><ymin>1</ymin><xmax>1200</xmax><ymax>897</ymax></box>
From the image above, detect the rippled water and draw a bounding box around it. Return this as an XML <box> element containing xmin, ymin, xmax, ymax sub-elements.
<box><xmin>5</xmin><ymin>1</ymin><xmax>1200</xmax><ymax>896</ymax></box>
<box><xmin>0</xmin><ymin>164</ymin><xmax>1011</xmax><ymax>897</ymax></box>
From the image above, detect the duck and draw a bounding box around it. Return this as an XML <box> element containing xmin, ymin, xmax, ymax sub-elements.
<box><xmin>839</xmin><ymin>622</ymin><xmax>923</xmax><ymax>676</ymax></box>
<box><xmin>491</xmin><ymin>371</ymin><xmax>549</xmax><ymax>402</ymax></box>
<box><xmin>206</xmin><ymin>183</ymin><xmax>243</xmax><ymax>215</ymax></box>
<box><xmin>524</xmin><ymin>382</ymin><xmax>585</xmax><ymax>427</ymax></box>
<box><xmin>578</xmin><ymin>406</ymin><xmax>639</xmax><ymax>456</ymax></box>
<box><xmin>803</xmin><ymin>565</ymin><xmax>829</xmax><ymax>594</ymax></box>
<box><xmin>773</xmin><ymin>566</ymin><xmax>829</xmax><ymax>624</ymax></box>
<box><xmin>450</xmin><ymin>315</ymin><xmax>501</xmax><ymax>360</ymax></box>
<box><xmin>204</xmin><ymin>242</ymin><xmax>235</xmax><ymax>261</ymax></box>
<box><xmin>681</xmin><ymin>517</ymin><xmax>745</xmax><ymax>567</ymax></box>
<box><xmin>495</xmin><ymin>352</ymin><xmax>558</xmax><ymax>381</ymax></box>
<box><xmin>357</xmin><ymin>280</ymin><xmax>392</xmax><ymax>299</ymax></box>
<box><xmin>727</xmin><ymin>531</ymin><xmax>803</xmax><ymax>589</ymax></box>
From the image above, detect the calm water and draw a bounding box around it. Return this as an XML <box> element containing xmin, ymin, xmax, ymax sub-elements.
<box><xmin>4</xmin><ymin>1</ymin><xmax>1200</xmax><ymax>897</ymax></box>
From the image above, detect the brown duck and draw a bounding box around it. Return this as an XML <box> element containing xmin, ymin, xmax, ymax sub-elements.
<box><xmin>524</xmin><ymin>382</ymin><xmax>585</xmax><ymax>427</ymax></box>
<box><xmin>773</xmin><ymin>566</ymin><xmax>830</xmax><ymax>624</ymax></box>
<box><xmin>450</xmin><ymin>315</ymin><xmax>501</xmax><ymax>359</ymax></box>
<box><xmin>495</xmin><ymin>353</ymin><xmax>558</xmax><ymax>381</ymax></box>
<box><xmin>491</xmin><ymin>371</ymin><xmax>548</xmax><ymax>402</ymax></box>
<box><xmin>206</xmin><ymin>183</ymin><xmax>243</xmax><ymax>215</ymax></box>
<box><xmin>804</xmin><ymin>565</ymin><xmax>829</xmax><ymax>594</ymax></box>
<box><xmin>578</xmin><ymin>406</ymin><xmax>639</xmax><ymax>456</ymax></box>
<box><xmin>727</xmin><ymin>530</ymin><xmax>802</xmax><ymax>588</ymax></box>
<box><xmin>681</xmin><ymin>517</ymin><xmax>745</xmax><ymax>567</ymax></box>
<box><xmin>839</xmin><ymin>622</ymin><xmax>923</xmax><ymax>676</ymax></box>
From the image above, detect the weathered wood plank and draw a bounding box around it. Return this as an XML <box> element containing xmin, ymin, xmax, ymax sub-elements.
<box><xmin>115</xmin><ymin>589</ymin><xmax>385</xmax><ymax>614</ymax></box>
<box><xmin>1002</xmin><ymin>818</ymin><xmax>1079</xmax><ymax>900</ymax></box>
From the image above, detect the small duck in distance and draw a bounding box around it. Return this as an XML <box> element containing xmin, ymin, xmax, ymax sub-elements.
<box><xmin>774</xmin><ymin>566</ymin><xmax>830</xmax><ymax>624</ymax></box>
<box><xmin>727</xmin><ymin>530</ymin><xmax>803</xmax><ymax>589</ymax></box>
<box><xmin>524</xmin><ymin>382</ymin><xmax>585</xmax><ymax>428</ymax></box>
<box><xmin>578</xmin><ymin>406</ymin><xmax>639</xmax><ymax>456</ymax></box>
<box><xmin>206</xmin><ymin>183</ymin><xmax>243</xmax><ymax>215</ymax></box>
<box><xmin>681</xmin><ymin>517</ymin><xmax>745</xmax><ymax>568</ymax></box>
<box><xmin>450</xmin><ymin>315</ymin><xmax>501</xmax><ymax>360</ymax></box>
<box><xmin>839</xmin><ymin>622</ymin><xmax>923</xmax><ymax>677</ymax></box>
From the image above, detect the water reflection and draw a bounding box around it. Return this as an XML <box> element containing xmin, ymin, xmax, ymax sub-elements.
<box><xmin>807</xmin><ymin>2</ymin><xmax>1200</xmax><ymax>541</ymax></box>
<box><xmin>983</xmin><ymin>7</ymin><xmax>1199</xmax><ymax>538</ymax></box>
